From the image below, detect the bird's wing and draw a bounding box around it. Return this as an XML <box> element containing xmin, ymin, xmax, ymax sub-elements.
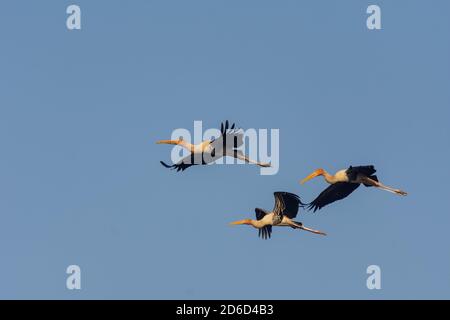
<box><xmin>160</xmin><ymin>161</ymin><xmax>195</xmax><ymax>172</ymax></box>
<box><xmin>210</xmin><ymin>120</ymin><xmax>244</xmax><ymax>152</ymax></box>
<box><xmin>258</xmin><ymin>225</ymin><xmax>272</xmax><ymax>240</ymax></box>
<box><xmin>273</xmin><ymin>192</ymin><xmax>303</xmax><ymax>219</ymax></box>
<box><xmin>255</xmin><ymin>208</ymin><xmax>268</xmax><ymax>220</ymax></box>
<box><xmin>160</xmin><ymin>153</ymin><xmax>208</xmax><ymax>172</ymax></box>
<box><xmin>307</xmin><ymin>182</ymin><xmax>360</xmax><ymax>212</ymax></box>
<box><xmin>346</xmin><ymin>165</ymin><xmax>376</xmax><ymax>180</ymax></box>
<box><xmin>254</xmin><ymin>208</ymin><xmax>272</xmax><ymax>239</ymax></box>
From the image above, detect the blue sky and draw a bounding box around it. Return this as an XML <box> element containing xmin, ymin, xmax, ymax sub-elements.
<box><xmin>1</xmin><ymin>0</ymin><xmax>449</xmax><ymax>299</ymax></box>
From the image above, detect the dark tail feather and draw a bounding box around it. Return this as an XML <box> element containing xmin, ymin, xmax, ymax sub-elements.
<box><xmin>363</xmin><ymin>175</ymin><xmax>378</xmax><ymax>187</ymax></box>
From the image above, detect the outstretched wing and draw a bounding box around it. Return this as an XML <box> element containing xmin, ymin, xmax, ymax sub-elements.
<box><xmin>273</xmin><ymin>192</ymin><xmax>303</xmax><ymax>219</ymax></box>
<box><xmin>307</xmin><ymin>182</ymin><xmax>360</xmax><ymax>212</ymax></box>
<box><xmin>255</xmin><ymin>208</ymin><xmax>272</xmax><ymax>240</ymax></box>
<box><xmin>160</xmin><ymin>153</ymin><xmax>208</xmax><ymax>172</ymax></box>
<box><xmin>210</xmin><ymin>120</ymin><xmax>244</xmax><ymax>153</ymax></box>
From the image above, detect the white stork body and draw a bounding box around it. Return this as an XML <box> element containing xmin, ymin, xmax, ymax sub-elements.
<box><xmin>247</xmin><ymin>213</ymin><xmax>295</xmax><ymax>229</ymax></box>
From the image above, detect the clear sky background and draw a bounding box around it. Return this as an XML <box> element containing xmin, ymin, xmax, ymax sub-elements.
<box><xmin>1</xmin><ymin>0</ymin><xmax>449</xmax><ymax>299</ymax></box>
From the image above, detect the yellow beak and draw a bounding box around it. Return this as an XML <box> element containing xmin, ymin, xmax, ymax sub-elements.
<box><xmin>156</xmin><ymin>139</ymin><xmax>179</xmax><ymax>145</ymax></box>
<box><xmin>300</xmin><ymin>169</ymin><xmax>324</xmax><ymax>185</ymax></box>
<box><xmin>229</xmin><ymin>219</ymin><xmax>250</xmax><ymax>226</ymax></box>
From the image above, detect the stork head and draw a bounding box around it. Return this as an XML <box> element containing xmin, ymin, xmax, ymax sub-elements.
<box><xmin>300</xmin><ymin>168</ymin><xmax>325</xmax><ymax>184</ymax></box>
<box><xmin>229</xmin><ymin>219</ymin><xmax>253</xmax><ymax>226</ymax></box>
<box><xmin>156</xmin><ymin>136</ymin><xmax>184</xmax><ymax>145</ymax></box>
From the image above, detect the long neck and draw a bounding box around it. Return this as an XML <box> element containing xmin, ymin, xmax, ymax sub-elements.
<box><xmin>178</xmin><ymin>140</ymin><xmax>195</xmax><ymax>152</ymax></box>
<box><xmin>180</xmin><ymin>140</ymin><xmax>212</xmax><ymax>153</ymax></box>
<box><xmin>322</xmin><ymin>170</ymin><xmax>338</xmax><ymax>184</ymax></box>
<box><xmin>324</xmin><ymin>169</ymin><xmax>349</xmax><ymax>184</ymax></box>
<box><xmin>199</xmin><ymin>140</ymin><xmax>212</xmax><ymax>152</ymax></box>
<box><xmin>250</xmin><ymin>219</ymin><xmax>266</xmax><ymax>228</ymax></box>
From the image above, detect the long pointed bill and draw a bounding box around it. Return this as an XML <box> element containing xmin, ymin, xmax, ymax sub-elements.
<box><xmin>300</xmin><ymin>169</ymin><xmax>324</xmax><ymax>185</ymax></box>
<box><xmin>299</xmin><ymin>225</ymin><xmax>327</xmax><ymax>236</ymax></box>
<box><xmin>229</xmin><ymin>219</ymin><xmax>250</xmax><ymax>226</ymax></box>
<box><xmin>156</xmin><ymin>139</ymin><xmax>179</xmax><ymax>145</ymax></box>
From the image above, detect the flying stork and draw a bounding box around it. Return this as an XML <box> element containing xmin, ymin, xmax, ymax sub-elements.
<box><xmin>156</xmin><ymin>121</ymin><xmax>270</xmax><ymax>172</ymax></box>
<box><xmin>300</xmin><ymin>165</ymin><xmax>407</xmax><ymax>212</ymax></box>
<box><xmin>230</xmin><ymin>192</ymin><xmax>327</xmax><ymax>239</ymax></box>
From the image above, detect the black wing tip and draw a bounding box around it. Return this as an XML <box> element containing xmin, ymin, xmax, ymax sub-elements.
<box><xmin>274</xmin><ymin>191</ymin><xmax>306</xmax><ymax>207</ymax></box>
<box><xmin>221</xmin><ymin>120</ymin><xmax>238</xmax><ymax>135</ymax></box>
<box><xmin>160</xmin><ymin>161</ymin><xmax>190</xmax><ymax>172</ymax></box>
<box><xmin>258</xmin><ymin>228</ymin><xmax>271</xmax><ymax>240</ymax></box>
<box><xmin>306</xmin><ymin>202</ymin><xmax>321</xmax><ymax>213</ymax></box>
<box><xmin>160</xmin><ymin>161</ymin><xmax>173</xmax><ymax>168</ymax></box>
<box><xmin>274</xmin><ymin>191</ymin><xmax>298</xmax><ymax>197</ymax></box>
<box><xmin>258</xmin><ymin>225</ymin><xmax>272</xmax><ymax>240</ymax></box>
